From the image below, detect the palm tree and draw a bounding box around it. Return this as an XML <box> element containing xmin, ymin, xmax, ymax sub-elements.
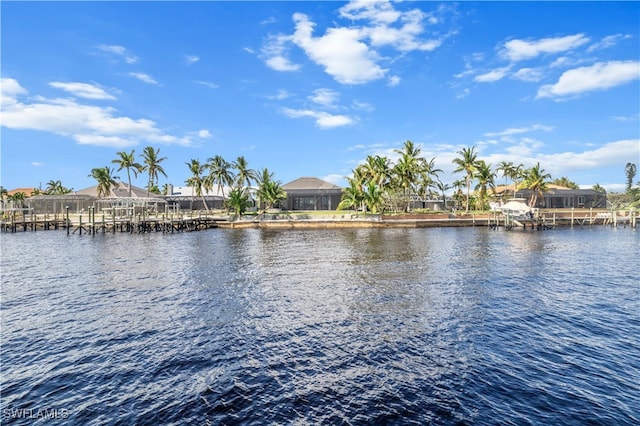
<box><xmin>452</xmin><ymin>146</ymin><xmax>478</xmax><ymax>212</ymax></box>
<box><xmin>140</xmin><ymin>146</ymin><xmax>167</xmax><ymax>196</ymax></box>
<box><xmin>363</xmin><ymin>182</ymin><xmax>383</xmax><ymax>214</ymax></box>
<box><xmin>255</xmin><ymin>167</ymin><xmax>274</xmax><ymax>210</ymax></box>
<box><xmin>511</xmin><ymin>163</ymin><xmax>524</xmax><ymax>197</ymax></box>
<box><xmin>337</xmin><ymin>177</ymin><xmax>365</xmax><ymax>215</ymax></box>
<box><xmin>495</xmin><ymin>161</ymin><xmax>514</xmax><ymax>199</ymax></box>
<box><xmin>89</xmin><ymin>167</ymin><xmax>119</xmax><ymax>199</ymax></box>
<box><xmin>207</xmin><ymin>155</ymin><xmax>234</xmax><ymax>203</ymax></box>
<box><xmin>592</xmin><ymin>183</ymin><xmax>606</xmax><ymax>193</ymax></box>
<box><xmin>417</xmin><ymin>157</ymin><xmax>443</xmax><ymax>201</ymax></box>
<box><xmin>256</xmin><ymin>168</ymin><xmax>287</xmax><ymax>211</ymax></box>
<box><xmin>393</xmin><ymin>140</ymin><xmax>423</xmax><ymax>211</ymax></box>
<box><xmin>185</xmin><ymin>159</ymin><xmax>209</xmax><ymax>210</ymax></box>
<box><xmin>232</xmin><ymin>156</ymin><xmax>257</xmax><ymax>192</ymax></box>
<box><xmin>625</xmin><ymin>163</ymin><xmax>637</xmax><ymax>192</ymax></box>
<box><xmin>362</xmin><ymin>155</ymin><xmax>392</xmax><ymax>189</ymax></box>
<box><xmin>520</xmin><ymin>162</ymin><xmax>551</xmax><ymax>207</ymax></box>
<box><xmin>552</xmin><ymin>176</ymin><xmax>579</xmax><ymax>189</ymax></box>
<box><xmin>451</xmin><ymin>179</ymin><xmax>465</xmax><ymax>210</ymax></box>
<box><xmin>45</xmin><ymin>180</ymin><xmax>62</xmax><ymax>194</ymax></box>
<box><xmin>226</xmin><ymin>187</ymin><xmax>250</xmax><ymax>216</ymax></box>
<box><xmin>474</xmin><ymin>160</ymin><xmax>496</xmax><ymax>211</ymax></box>
<box><xmin>112</xmin><ymin>150</ymin><xmax>143</xmax><ymax>197</ymax></box>
<box><xmin>7</xmin><ymin>192</ymin><xmax>26</xmax><ymax>208</ymax></box>
<box><xmin>435</xmin><ymin>180</ymin><xmax>451</xmax><ymax>209</ymax></box>
<box><xmin>44</xmin><ymin>180</ymin><xmax>73</xmax><ymax>195</ymax></box>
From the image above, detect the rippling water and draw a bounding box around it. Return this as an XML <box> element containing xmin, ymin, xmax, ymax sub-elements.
<box><xmin>1</xmin><ymin>227</ymin><xmax>638</xmax><ymax>425</ymax></box>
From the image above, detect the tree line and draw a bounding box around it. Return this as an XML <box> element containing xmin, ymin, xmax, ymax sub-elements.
<box><xmin>87</xmin><ymin>147</ymin><xmax>286</xmax><ymax>214</ymax></box>
<box><xmin>2</xmin><ymin>142</ymin><xmax>638</xmax><ymax>212</ymax></box>
<box><xmin>337</xmin><ymin>141</ymin><xmax>637</xmax><ymax>213</ymax></box>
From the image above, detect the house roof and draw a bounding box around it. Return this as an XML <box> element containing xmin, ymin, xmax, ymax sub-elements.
<box><xmin>282</xmin><ymin>177</ymin><xmax>342</xmax><ymax>191</ymax></box>
<box><xmin>494</xmin><ymin>183</ymin><xmax>598</xmax><ymax>195</ymax></box>
<box><xmin>75</xmin><ymin>182</ymin><xmax>149</xmax><ymax>198</ymax></box>
<box><xmin>6</xmin><ymin>187</ymin><xmax>38</xmax><ymax>197</ymax></box>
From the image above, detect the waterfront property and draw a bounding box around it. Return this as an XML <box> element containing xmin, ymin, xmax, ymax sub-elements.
<box><xmin>165</xmin><ymin>184</ymin><xmax>226</xmax><ymax>210</ymax></box>
<box><xmin>494</xmin><ymin>184</ymin><xmax>606</xmax><ymax>208</ymax></box>
<box><xmin>281</xmin><ymin>177</ymin><xmax>343</xmax><ymax>211</ymax></box>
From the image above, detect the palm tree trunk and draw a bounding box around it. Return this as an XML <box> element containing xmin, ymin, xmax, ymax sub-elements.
<box><xmin>465</xmin><ymin>177</ymin><xmax>471</xmax><ymax>213</ymax></box>
<box><xmin>127</xmin><ymin>169</ymin><xmax>132</xmax><ymax>197</ymax></box>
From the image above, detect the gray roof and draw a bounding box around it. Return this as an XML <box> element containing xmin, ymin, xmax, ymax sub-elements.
<box><xmin>282</xmin><ymin>177</ymin><xmax>342</xmax><ymax>191</ymax></box>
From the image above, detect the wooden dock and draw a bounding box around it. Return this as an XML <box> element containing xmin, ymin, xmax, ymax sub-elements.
<box><xmin>1</xmin><ymin>213</ymin><xmax>222</xmax><ymax>234</ymax></box>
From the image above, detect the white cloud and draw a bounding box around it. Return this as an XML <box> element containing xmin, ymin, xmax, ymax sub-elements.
<box><xmin>485</xmin><ymin>124</ymin><xmax>554</xmax><ymax>138</ymax></box>
<box><xmin>292</xmin><ymin>13</ymin><xmax>386</xmax><ymax>84</ymax></box>
<box><xmin>75</xmin><ymin>134</ymin><xmax>135</xmax><ymax>148</ymax></box>
<box><xmin>352</xmin><ymin>100</ymin><xmax>374</xmax><ymax>112</ymax></box>
<box><xmin>610</xmin><ymin>113</ymin><xmax>640</xmax><ymax>122</ymax></box>
<box><xmin>261</xmin><ymin>1</ymin><xmax>450</xmax><ymax>85</ymax></box>
<box><xmin>185</xmin><ymin>55</ymin><xmax>199</xmax><ymax>65</ymax></box>
<box><xmin>511</xmin><ymin>67</ymin><xmax>543</xmax><ymax>82</ymax></box>
<box><xmin>0</xmin><ymin>78</ymin><xmax>28</xmax><ymax>105</ymax></box>
<box><xmin>587</xmin><ymin>34</ymin><xmax>632</xmax><ymax>52</ymax></box>
<box><xmin>31</xmin><ymin>162</ymin><xmax>44</xmax><ymax>167</ymax></box>
<box><xmin>196</xmin><ymin>81</ymin><xmax>220</xmax><ymax>89</ymax></box>
<box><xmin>129</xmin><ymin>72</ymin><xmax>159</xmax><ymax>85</ymax></box>
<box><xmin>266</xmin><ymin>89</ymin><xmax>292</xmax><ymax>100</ymax></box>
<box><xmin>49</xmin><ymin>82</ymin><xmax>116</xmax><ymax>100</ymax></box>
<box><xmin>455</xmin><ymin>87</ymin><xmax>470</xmax><ymax>100</ymax></box>
<box><xmin>322</xmin><ymin>173</ymin><xmax>348</xmax><ymax>185</ymax></box>
<box><xmin>548</xmin><ymin>56</ymin><xmax>588</xmax><ymax>69</ymax></box>
<box><xmin>346</xmin><ymin>144</ymin><xmax>367</xmax><ymax>152</ymax></box>
<box><xmin>537</xmin><ymin>60</ymin><xmax>640</xmax><ymax>99</ymax></box>
<box><xmin>340</xmin><ymin>1</ymin><xmax>444</xmax><ymax>51</ymax></box>
<box><xmin>266</xmin><ymin>56</ymin><xmax>301</xmax><ymax>72</ymax></box>
<box><xmin>537</xmin><ymin>139</ymin><xmax>640</xmax><ymax>175</ymax></box>
<box><xmin>197</xmin><ymin>129</ymin><xmax>212</xmax><ymax>138</ymax></box>
<box><xmin>474</xmin><ymin>66</ymin><xmax>511</xmax><ymax>83</ymax></box>
<box><xmin>500</xmin><ymin>34</ymin><xmax>590</xmax><ymax>62</ymax></box>
<box><xmin>97</xmin><ymin>44</ymin><xmax>138</xmax><ymax>64</ymax></box>
<box><xmin>280</xmin><ymin>107</ymin><xmax>356</xmax><ymax>129</ymax></box>
<box><xmin>365</xmin><ymin>13</ymin><xmax>443</xmax><ymax>52</ymax></box>
<box><xmin>262</xmin><ymin>34</ymin><xmax>301</xmax><ymax>71</ymax></box>
<box><xmin>339</xmin><ymin>0</ymin><xmax>401</xmax><ymax>24</ymax></box>
<box><xmin>309</xmin><ymin>88</ymin><xmax>340</xmax><ymax>107</ymax></box>
<box><xmin>387</xmin><ymin>75</ymin><xmax>401</xmax><ymax>87</ymax></box>
<box><xmin>1</xmin><ymin>78</ymin><xmax>201</xmax><ymax>148</ymax></box>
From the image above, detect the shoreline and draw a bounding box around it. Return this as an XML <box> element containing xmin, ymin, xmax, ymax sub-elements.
<box><xmin>2</xmin><ymin>209</ymin><xmax>637</xmax><ymax>233</ymax></box>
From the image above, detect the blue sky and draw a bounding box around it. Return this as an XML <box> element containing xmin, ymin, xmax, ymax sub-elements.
<box><xmin>2</xmin><ymin>1</ymin><xmax>639</xmax><ymax>193</ymax></box>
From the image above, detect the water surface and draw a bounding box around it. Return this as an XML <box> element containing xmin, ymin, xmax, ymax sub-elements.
<box><xmin>1</xmin><ymin>227</ymin><xmax>638</xmax><ymax>424</ymax></box>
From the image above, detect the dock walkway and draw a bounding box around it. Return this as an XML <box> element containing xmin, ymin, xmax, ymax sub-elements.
<box><xmin>1</xmin><ymin>213</ymin><xmax>221</xmax><ymax>234</ymax></box>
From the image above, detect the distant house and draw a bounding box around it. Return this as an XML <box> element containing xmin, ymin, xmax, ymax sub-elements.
<box><xmin>166</xmin><ymin>185</ymin><xmax>228</xmax><ymax>210</ymax></box>
<box><xmin>281</xmin><ymin>177</ymin><xmax>343</xmax><ymax>211</ymax></box>
<box><xmin>494</xmin><ymin>184</ymin><xmax>606</xmax><ymax>208</ymax></box>
<box><xmin>6</xmin><ymin>187</ymin><xmax>39</xmax><ymax>197</ymax></box>
<box><xmin>27</xmin><ymin>183</ymin><xmax>166</xmax><ymax>214</ymax></box>
<box><xmin>75</xmin><ymin>182</ymin><xmax>149</xmax><ymax>198</ymax></box>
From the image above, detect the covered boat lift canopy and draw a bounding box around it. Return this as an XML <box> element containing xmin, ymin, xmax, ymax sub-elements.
<box><xmin>498</xmin><ymin>198</ymin><xmax>533</xmax><ymax>216</ymax></box>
